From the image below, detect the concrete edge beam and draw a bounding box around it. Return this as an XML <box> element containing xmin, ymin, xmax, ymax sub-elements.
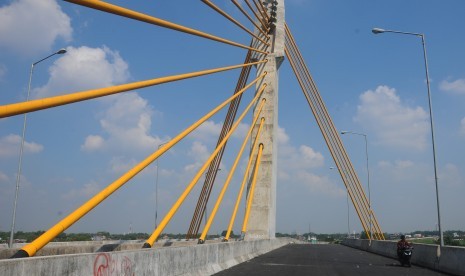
<box><xmin>0</xmin><ymin>238</ymin><xmax>294</xmax><ymax>275</ymax></box>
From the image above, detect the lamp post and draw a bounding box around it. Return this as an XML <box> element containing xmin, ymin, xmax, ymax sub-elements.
<box><xmin>155</xmin><ymin>141</ymin><xmax>170</xmax><ymax>230</ymax></box>
<box><xmin>341</xmin><ymin>131</ymin><xmax>372</xmax><ymax>241</ymax></box>
<box><xmin>9</xmin><ymin>48</ymin><xmax>67</xmax><ymax>248</ymax></box>
<box><xmin>330</xmin><ymin>167</ymin><xmax>350</xmax><ymax>238</ymax></box>
<box><xmin>372</xmin><ymin>28</ymin><xmax>443</xmax><ymax>247</ymax></box>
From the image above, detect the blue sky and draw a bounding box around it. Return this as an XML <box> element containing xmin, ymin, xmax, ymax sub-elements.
<box><xmin>0</xmin><ymin>0</ymin><xmax>464</xmax><ymax>236</ymax></box>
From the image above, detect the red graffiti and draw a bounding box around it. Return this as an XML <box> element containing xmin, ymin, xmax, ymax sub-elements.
<box><xmin>121</xmin><ymin>257</ymin><xmax>134</xmax><ymax>275</ymax></box>
<box><xmin>93</xmin><ymin>253</ymin><xmax>134</xmax><ymax>276</ymax></box>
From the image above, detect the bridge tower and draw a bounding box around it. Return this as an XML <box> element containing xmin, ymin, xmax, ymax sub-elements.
<box><xmin>245</xmin><ymin>0</ymin><xmax>285</xmax><ymax>240</ymax></box>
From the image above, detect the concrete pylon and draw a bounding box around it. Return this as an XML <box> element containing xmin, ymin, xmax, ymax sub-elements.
<box><xmin>245</xmin><ymin>0</ymin><xmax>285</xmax><ymax>240</ymax></box>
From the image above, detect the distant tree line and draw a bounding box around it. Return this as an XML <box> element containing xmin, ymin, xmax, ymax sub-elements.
<box><xmin>1</xmin><ymin>230</ymin><xmax>463</xmax><ymax>244</ymax></box>
<box><xmin>276</xmin><ymin>232</ymin><xmax>348</xmax><ymax>243</ymax></box>
<box><xmin>0</xmin><ymin>230</ymin><xmax>239</xmax><ymax>243</ymax></box>
<box><xmin>361</xmin><ymin>230</ymin><xmax>464</xmax><ymax>246</ymax></box>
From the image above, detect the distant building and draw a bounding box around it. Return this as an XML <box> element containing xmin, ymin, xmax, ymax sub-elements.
<box><xmin>91</xmin><ymin>235</ymin><xmax>107</xmax><ymax>241</ymax></box>
<box><xmin>13</xmin><ymin>239</ymin><xmax>27</xmax><ymax>243</ymax></box>
<box><xmin>413</xmin><ymin>234</ymin><xmax>422</xmax><ymax>238</ymax></box>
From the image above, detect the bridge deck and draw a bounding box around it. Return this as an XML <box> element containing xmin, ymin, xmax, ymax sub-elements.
<box><xmin>214</xmin><ymin>244</ymin><xmax>447</xmax><ymax>276</ymax></box>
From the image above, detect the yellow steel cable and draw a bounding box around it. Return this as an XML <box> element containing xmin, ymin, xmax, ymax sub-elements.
<box><xmin>285</xmin><ymin>24</ymin><xmax>382</xmax><ymax>237</ymax></box>
<box><xmin>185</xmin><ymin>46</ymin><xmax>255</xmax><ymax>239</ymax></box>
<box><xmin>244</xmin><ymin>0</ymin><xmax>268</xmax><ymax>29</ymax></box>
<box><xmin>284</xmin><ymin>26</ymin><xmax>381</xmax><ymax>238</ymax></box>
<box><xmin>14</xmin><ymin>74</ymin><xmax>267</xmax><ymax>258</ymax></box>
<box><xmin>252</xmin><ymin>0</ymin><xmax>267</xmax><ymax>21</ymax></box>
<box><xmin>0</xmin><ymin>60</ymin><xmax>266</xmax><ymax>118</ymax></box>
<box><xmin>371</xmin><ymin>210</ymin><xmax>384</xmax><ymax>240</ymax></box>
<box><xmin>372</xmin><ymin>211</ymin><xmax>385</xmax><ymax>239</ymax></box>
<box><xmin>225</xmin><ymin>117</ymin><xmax>265</xmax><ymax>241</ymax></box>
<box><xmin>65</xmin><ymin>0</ymin><xmax>268</xmax><ymax>55</ymax></box>
<box><xmin>284</xmin><ymin>25</ymin><xmax>374</xmax><ymax>233</ymax></box>
<box><xmin>284</xmin><ymin>46</ymin><xmax>372</xmax><ymax>237</ymax></box>
<box><xmin>201</xmin><ymin>0</ymin><xmax>270</xmax><ymax>46</ymax></box>
<box><xmin>255</xmin><ymin>0</ymin><xmax>270</xmax><ymax>20</ymax></box>
<box><xmin>285</xmin><ymin>25</ymin><xmax>381</xmax><ymax>238</ymax></box>
<box><xmin>231</xmin><ymin>0</ymin><xmax>269</xmax><ymax>37</ymax></box>
<box><xmin>144</xmin><ymin>83</ymin><xmax>267</xmax><ymax>247</ymax></box>
<box><xmin>241</xmin><ymin>143</ymin><xmax>264</xmax><ymax>233</ymax></box>
<box><xmin>198</xmin><ymin>99</ymin><xmax>266</xmax><ymax>243</ymax></box>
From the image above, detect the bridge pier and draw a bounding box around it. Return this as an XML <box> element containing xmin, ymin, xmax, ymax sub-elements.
<box><xmin>245</xmin><ymin>0</ymin><xmax>285</xmax><ymax>241</ymax></box>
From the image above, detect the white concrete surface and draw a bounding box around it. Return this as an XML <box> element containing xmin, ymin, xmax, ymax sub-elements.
<box><xmin>0</xmin><ymin>238</ymin><xmax>293</xmax><ymax>275</ymax></box>
<box><xmin>246</xmin><ymin>0</ymin><xmax>285</xmax><ymax>241</ymax></box>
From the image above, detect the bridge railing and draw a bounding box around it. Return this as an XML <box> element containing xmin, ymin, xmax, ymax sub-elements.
<box><xmin>342</xmin><ymin>238</ymin><xmax>465</xmax><ymax>275</ymax></box>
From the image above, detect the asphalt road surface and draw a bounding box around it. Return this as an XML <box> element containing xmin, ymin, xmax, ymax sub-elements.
<box><xmin>214</xmin><ymin>244</ymin><xmax>448</xmax><ymax>276</ymax></box>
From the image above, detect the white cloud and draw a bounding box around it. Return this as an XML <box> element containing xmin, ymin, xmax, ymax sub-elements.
<box><xmin>278</xmin><ymin>144</ymin><xmax>324</xmax><ymax>173</ymax></box>
<box><xmin>184</xmin><ymin>141</ymin><xmax>210</xmax><ymax>173</ymax></box>
<box><xmin>299</xmin><ymin>145</ymin><xmax>324</xmax><ymax>167</ymax></box>
<box><xmin>0</xmin><ymin>0</ymin><xmax>72</xmax><ymax>55</ymax></box>
<box><xmin>109</xmin><ymin>156</ymin><xmax>138</xmax><ymax>174</ymax></box>
<box><xmin>232</xmin><ymin>122</ymin><xmax>250</xmax><ymax>139</ymax></box>
<box><xmin>440</xmin><ymin>163</ymin><xmax>464</xmax><ymax>188</ymax></box>
<box><xmin>378</xmin><ymin>159</ymin><xmax>414</xmax><ymax>170</ymax></box>
<box><xmin>0</xmin><ymin>171</ymin><xmax>9</xmax><ymax>183</ymax></box>
<box><xmin>81</xmin><ymin>135</ymin><xmax>104</xmax><ymax>151</ymax></box>
<box><xmin>439</xmin><ymin>78</ymin><xmax>465</xmax><ymax>95</ymax></box>
<box><xmin>297</xmin><ymin>171</ymin><xmax>345</xmax><ymax>197</ymax></box>
<box><xmin>34</xmin><ymin>45</ymin><xmax>130</xmax><ymax>98</ymax></box>
<box><xmin>277</xmin><ymin>125</ymin><xmax>289</xmax><ymax>144</ymax></box>
<box><xmin>0</xmin><ymin>134</ymin><xmax>43</xmax><ymax>157</ymax></box>
<box><xmin>461</xmin><ymin>118</ymin><xmax>465</xmax><ymax>137</ymax></box>
<box><xmin>94</xmin><ymin>93</ymin><xmax>167</xmax><ymax>154</ymax></box>
<box><xmin>191</xmin><ymin>120</ymin><xmax>250</xmax><ymax>142</ymax></box>
<box><xmin>61</xmin><ymin>180</ymin><xmax>101</xmax><ymax>200</ymax></box>
<box><xmin>188</xmin><ymin>141</ymin><xmax>210</xmax><ymax>161</ymax></box>
<box><xmin>376</xmin><ymin>159</ymin><xmax>427</xmax><ymax>191</ymax></box>
<box><xmin>395</xmin><ymin>160</ymin><xmax>414</xmax><ymax>169</ymax></box>
<box><xmin>192</xmin><ymin>121</ymin><xmax>221</xmax><ymax>141</ymax></box>
<box><xmin>278</xmin><ymin>127</ymin><xmax>324</xmax><ymax>172</ymax></box>
<box><xmin>355</xmin><ymin>85</ymin><xmax>429</xmax><ymax>150</ymax></box>
<box><xmin>275</xmin><ymin>126</ymin><xmax>341</xmax><ymax>197</ymax></box>
<box><xmin>46</xmin><ymin>46</ymin><xmax>167</xmax><ymax>156</ymax></box>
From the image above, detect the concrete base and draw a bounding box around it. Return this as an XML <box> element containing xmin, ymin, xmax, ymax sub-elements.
<box><xmin>342</xmin><ymin>238</ymin><xmax>465</xmax><ymax>275</ymax></box>
<box><xmin>0</xmin><ymin>238</ymin><xmax>293</xmax><ymax>275</ymax></box>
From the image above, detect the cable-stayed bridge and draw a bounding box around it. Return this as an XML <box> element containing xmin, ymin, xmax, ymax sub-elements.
<box><xmin>0</xmin><ymin>1</ymin><xmax>463</xmax><ymax>275</ymax></box>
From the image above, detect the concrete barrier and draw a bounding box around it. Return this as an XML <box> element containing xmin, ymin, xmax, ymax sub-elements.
<box><xmin>342</xmin><ymin>239</ymin><xmax>465</xmax><ymax>275</ymax></box>
<box><xmin>0</xmin><ymin>239</ymin><xmax>213</xmax><ymax>260</ymax></box>
<box><xmin>0</xmin><ymin>238</ymin><xmax>292</xmax><ymax>275</ymax></box>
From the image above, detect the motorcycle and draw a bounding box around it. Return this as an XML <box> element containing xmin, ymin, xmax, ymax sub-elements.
<box><xmin>398</xmin><ymin>246</ymin><xmax>413</xmax><ymax>267</ymax></box>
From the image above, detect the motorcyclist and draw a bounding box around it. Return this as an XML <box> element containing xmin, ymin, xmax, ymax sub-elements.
<box><xmin>397</xmin><ymin>235</ymin><xmax>411</xmax><ymax>259</ymax></box>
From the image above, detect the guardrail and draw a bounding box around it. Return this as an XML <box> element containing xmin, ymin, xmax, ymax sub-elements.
<box><xmin>0</xmin><ymin>238</ymin><xmax>293</xmax><ymax>275</ymax></box>
<box><xmin>342</xmin><ymin>238</ymin><xmax>465</xmax><ymax>275</ymax></box>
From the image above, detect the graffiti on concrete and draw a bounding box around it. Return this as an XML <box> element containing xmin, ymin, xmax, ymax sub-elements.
<box><xmin>93</xmin><ymin>252</ymin><xmax>134</xmax><ymax>276</ymax></box>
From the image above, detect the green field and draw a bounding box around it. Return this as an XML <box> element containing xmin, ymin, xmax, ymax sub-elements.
<box><xmin>411</xmin><ymin>237</ymin><xmax>465</xmax><ymax>247</ymax></box>
<box><xmin>411</xmin><ymin>238</ymin><xmax>437</xmax><ymax>245</ymax></box>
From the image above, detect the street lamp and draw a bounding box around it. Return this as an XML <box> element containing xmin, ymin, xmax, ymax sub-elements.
<box><xmin>9</xmin><ymin>48</ymin><xmax>67</xmax><ymax>248</ymax></box>
<box><xmin>372</xmin><ymin>27</ymin><xmax>443</xmax><ymax>247</ymax></box>
<box><xmin>341</xmin><ymin>131</ymin><xmax>372</xmax><ymax>241</ymax></box>
<box><xmin>330</xmin><ymin>167</ymin><xmax>350</xmax><ymax>238</ymax></box>
<box><xmin>155</xmin><ymin>141</ymin><xmax>170</xmax><ymax>230</ymax></box>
